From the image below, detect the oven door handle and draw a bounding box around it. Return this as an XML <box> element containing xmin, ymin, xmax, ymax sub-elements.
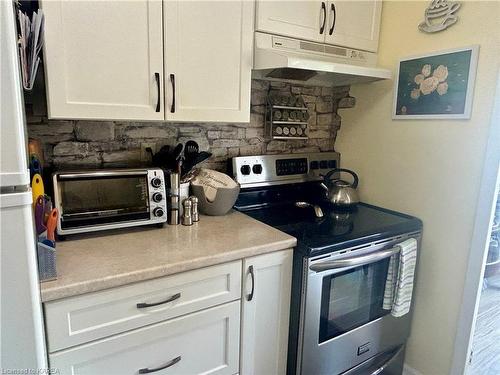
<box><xmin>309</xmin><ymin>246</ymin><xmax>400</xmax><ymax>272</ymax></box>
<box><xmin>370</xmin><ymin>345</ymin><xmax>405</xmax><ymax>375</ymax></box>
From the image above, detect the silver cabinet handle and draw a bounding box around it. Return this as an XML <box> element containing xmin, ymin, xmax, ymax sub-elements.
<box><xmin>309</xmin><ymin>247</ymin><xmax>399</xmax><ymax>272</ymax></box>
<box><xmin>138</xmin><ymin>356</ymin><xmax>181</xmax><ymax>374</ymax></box>
<box><xmin>136</xmin><ymin>292</ymin><xmax>181</xmax><ymax>309</ymax></box>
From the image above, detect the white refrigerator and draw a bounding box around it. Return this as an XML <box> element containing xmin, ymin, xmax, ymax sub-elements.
<box><xmin>0</xmin><ymin>0</ymin><xmax>47</xmax><ymax>370</ymax></box>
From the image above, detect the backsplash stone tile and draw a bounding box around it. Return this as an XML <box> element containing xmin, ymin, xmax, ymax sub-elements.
<box><xmin>26</xmin><ymin>80</ymin><xmax>355</xmax><ymax>171</ymax></box>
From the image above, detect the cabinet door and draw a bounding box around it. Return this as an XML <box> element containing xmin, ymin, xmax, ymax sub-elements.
<box><xmin>240</xmin><ymin>249</ymin><xmax>293</xmax><ymax>375</ymax></box>
<box><xmin>50</xmin><ymin>301</ymin><xmax>240</xmax><ymax>375</ymax></box>
<box><xmin>164</xmin><ymin>1</ymin><xmax>253</xmax><ymax>122</ymax></box>
<box><xmin>41</xmin><ymin>0</ymin><xmax>164</xmax><ymax>120</ymax></box>
<box><xmin>324</xmin><ymin>0</ymin><xmax>382</xmax><ymax>52</ymax></box>
<box><xmin>255</xmin><ymin>1</ymin><xmax>326</xmax><ymax>43</ymax></box>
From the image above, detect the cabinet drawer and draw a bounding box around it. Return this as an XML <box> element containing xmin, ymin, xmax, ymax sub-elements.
<box><xmin>50</xmin><ymin>301</ymin><xmax>240</xmax><ymax>375</ymax></box>
<box><xmin>45</xmin><ymin>261</ymin><xmax>241</xmax><ymax>352</ymax></box>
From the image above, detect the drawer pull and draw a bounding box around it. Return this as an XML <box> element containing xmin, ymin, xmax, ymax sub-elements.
<box><xmin>138</xmin><ymin>356</ymin><xmax>181</xmax><ymax>374</ymax></box>
<box><xmin>136</xmin><ymin>293</ymin><xmax>181</xmax><ymax>309</ymax></box>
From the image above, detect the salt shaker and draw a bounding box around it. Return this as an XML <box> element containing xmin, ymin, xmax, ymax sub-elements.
<box><xmin>190</xmin><ymin>196</ymin><xmax>199</xmax><ymax>222</ymax></box>
<box><xmin>182</xmin><ymin>199</ymin><xmax>193</xmax><ymax>226</ymax></box>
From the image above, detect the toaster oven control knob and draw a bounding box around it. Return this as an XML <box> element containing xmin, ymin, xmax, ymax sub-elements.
<box><xmin>152</xmin><ymin>192</ymin><xmax>163</xmax><ymax>203</ymax></box>
<box><xmin>151</xmin><ymin>177</ymin><xmax>162</xmax><ymax>188</ymax></box>
<box><xmin>240</xmin><ymin>165</ymin><xmax>251</xmax><ymax>175</ymax></box>
<box><xmin>153</xmin><ymin>207</ymin><xmax>164</xmax><ymax>217</ymax></box>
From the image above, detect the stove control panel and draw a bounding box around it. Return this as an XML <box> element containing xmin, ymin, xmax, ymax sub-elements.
<box><xmin>276</xmin><ymin>158</ymin><xmax>308</xmax><ymax>176</ymax></box>
<box><xmin>232</xmin><ymin>152</ymin><xmax>340</xmax><ymax>187</ymax></box>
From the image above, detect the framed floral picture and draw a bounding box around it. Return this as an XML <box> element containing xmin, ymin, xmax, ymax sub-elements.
<box><xmin>393</xmin><ymin>46</ymin><xmax>479</xmax><ymax>119</ymax></box>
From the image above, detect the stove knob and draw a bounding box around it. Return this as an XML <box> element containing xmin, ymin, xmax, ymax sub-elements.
<box><xmin>240</xmin><ymin>165</ymin><xmax>251</xmax><ymax>175</ymax></box>
<box><xmin>252</xmin><ymin>164</ymin><xmax>263</xmax><ymax>174</ymax></box>
<box><xmin>152</xmin><ymin>192</ymin><xmax>163</xmax><ymax>203</ymax></box>
<box><xmin>151</xmin><ymin>177</ymin><xmax>162</xmax><ymax>188</ymax></box>
<box><xmin>153</xmin><ymin>207</ymin><xmax>164</xmax><ymax>217</ymax></box>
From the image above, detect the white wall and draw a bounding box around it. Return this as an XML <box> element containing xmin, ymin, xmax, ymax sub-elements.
<box><xmin>335</xmin><ymin>1</ymin><xmax>500</xmax><ymax>374</ymax></box>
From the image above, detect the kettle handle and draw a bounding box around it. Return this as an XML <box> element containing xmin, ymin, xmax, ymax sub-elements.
<box><xmin>323</xmin><ymin>168</ymin><xmax>359</xmax><ymax>189</ymax></box>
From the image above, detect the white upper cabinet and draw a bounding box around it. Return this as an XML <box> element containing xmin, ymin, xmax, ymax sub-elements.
<box><xmin>42</xmin><ymin>0</ymin><xmax>253</xmax><ymax>122</ymax></box>
<box><xmin>255</xmin><ymin>0</ymin><xmax>382</xmax><ymax>52</ymax></box>
<box><xmin>41</xmin><ymin>0</ymin><xmax>164</xmax><ymax>121</ymax></box>
<box><xmin>324</xmin><ymin>0</ymin><xmax>382</xmax><ymax>52</ymax></box>
<box><xmin>240</xmin><ymin>249</ymin><xmax>293</xmax><ymax>375</ymax></box>
<box><xmin>164</xmin><ymin>1</ymin><xmax>253</xmax><ymax>122</ymax></box>
<box><xmin>255</xmin><ymin>1</ymin><xmax>325</xmax><ymax>43</ymax></box>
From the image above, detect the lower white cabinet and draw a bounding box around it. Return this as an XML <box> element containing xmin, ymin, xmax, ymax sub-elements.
<box><xmin>50</xmin><ymin>301</ymin><xmax>240</xmax><ymax>375</ymax></box>
<box><xmin>45</xmin><ymin>250</ymin><xmax>294</xmax><ymax>375</ymax></box>
<box><xmin>240</xmin><ymin>249</ymin><xmax>293</xmax><ymax>375</ymax></box>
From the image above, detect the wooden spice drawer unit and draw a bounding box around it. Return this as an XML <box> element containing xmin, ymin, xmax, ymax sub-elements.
<box><xmin>45</xmin><ymin>261</ymin><xmax>241</xmax><ymax>352</ymax></box>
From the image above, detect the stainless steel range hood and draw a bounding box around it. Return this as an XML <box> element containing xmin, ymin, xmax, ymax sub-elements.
<box><xmin>253</xmin><ymin>32</ymin><xmax>391</xmax><ymax>87</ymax></box>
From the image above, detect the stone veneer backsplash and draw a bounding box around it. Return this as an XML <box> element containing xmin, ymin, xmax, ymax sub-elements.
<box><xmin>26</xmin><ymin>79</ymin><xmax>355</xmax><ymax>172</ymax></box>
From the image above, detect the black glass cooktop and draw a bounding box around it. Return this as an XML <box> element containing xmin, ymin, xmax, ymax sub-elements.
<box><xmin>235</xmin><ymin>184</ymin><xmax>422</xmax><ymax>256</ymax></box>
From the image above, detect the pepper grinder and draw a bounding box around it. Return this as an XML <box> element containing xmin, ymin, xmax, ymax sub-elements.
<box><xmin>168</xmin><ymin>172</ymin><xmax>180</xmax><ymax>225</ymax></box>
<box><xmin>182</xmin><ymin>199</ymin><xmax>193</xmax><ymax>226</ymax></box>
<box><xmin>190</xmin><ymin>196</ymin><xmax>199</xmax><ymax>222</ymax></box>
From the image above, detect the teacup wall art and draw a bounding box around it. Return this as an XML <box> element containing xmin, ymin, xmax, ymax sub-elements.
<box><xmin>393</xmin><ymin>46</ymin><xmax>479</xmax><ymax>119</ymax></box>
<box><xmin>418</xmin><ymin>0</ymin><xmax>461</xmax><ymax>33</ymax></box>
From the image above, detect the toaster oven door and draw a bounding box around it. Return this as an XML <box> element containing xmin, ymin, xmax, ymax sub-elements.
<box><xmin>56</xmin><ymin>171</ymin><xmax>150</xmax><ymax>230</ymax></box>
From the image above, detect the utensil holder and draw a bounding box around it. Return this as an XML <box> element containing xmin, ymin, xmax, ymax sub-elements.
<box><xmin>37</xmin><ymin>242</ymin><xmax>57</xmax><ymax>282</ymax></box>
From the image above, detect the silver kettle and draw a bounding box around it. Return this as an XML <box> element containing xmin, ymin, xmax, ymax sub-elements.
<box><xmin>320</xmin><ymin>168</ymin><xmax>360</xmax><ymax>207</ymax></box>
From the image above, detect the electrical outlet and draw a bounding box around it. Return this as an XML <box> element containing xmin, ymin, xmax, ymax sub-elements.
<box><xmin>140</xmin><ymin>142</ymin><xmax>156</xmax><ymax>162</ymax></box>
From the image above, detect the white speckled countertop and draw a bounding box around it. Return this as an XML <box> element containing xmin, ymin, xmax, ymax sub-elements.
<box><xmin>40</xmin><ymin>211</ymin><xmax>296</xmax><ymax>302</ymax></box>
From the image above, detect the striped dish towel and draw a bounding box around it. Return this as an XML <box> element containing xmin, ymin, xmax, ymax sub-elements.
<box><xmin>382</xmin><ymin>238</ymin><xmax>418</xmax><ymax>317</ymax></box>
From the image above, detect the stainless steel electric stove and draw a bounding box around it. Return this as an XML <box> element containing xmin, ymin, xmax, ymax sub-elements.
<box><xmin>231</xmin><ymin>152</ymin><xmax>422</xmax><ymax>375</ymax></box>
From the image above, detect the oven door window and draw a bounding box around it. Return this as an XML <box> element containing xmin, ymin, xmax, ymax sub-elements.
<box><xmin>319</xmin><ymin>257</ymin><xmax>393</xmax><ymax>343</ymax></box>
<box><xmin>59</xmin><ymin>176</ymin><xmax>150</xmax><ymax>228</ymax></box>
